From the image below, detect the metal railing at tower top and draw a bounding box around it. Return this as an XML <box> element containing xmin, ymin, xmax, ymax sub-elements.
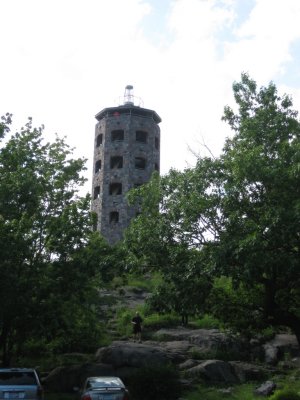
<box><xmin>114</xmin><ymin>84</ymin><xmax>144</xmax><ymax>108</ymax></box>
<box><xmin>115</xmin><ymin>95</ymin><xmax>144</xmax><ymax>108</ymax></box>
<box><xmin>100</xmin><ymin>108</ymin><xmax>161</xmax><ymax>124</ymax></box>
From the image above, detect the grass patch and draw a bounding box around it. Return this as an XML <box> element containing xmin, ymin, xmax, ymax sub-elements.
<box><xmin>144</xmin><ymin>313</ymin><xmax>181</xmax><ymax>330</ymax></box>
<box><xmin>190</xmin><ymin>314</ymin><xmax>222</xmax><ymax>329</ymax></box>
<box><xmin>184</xmin><ymin>369</ymin><xmax>300</xmax><ymax>400</ymax></box>
<box><xmin>270</xmin><ymin>390</ymin><xmax>300</xmax><ymax>400</ymax></box>
<box><xmin>114</xmin><ymin>308</ymin><xmax>181</xmax><ymax>339</ymax></box>
<box><xmin>126</xmin><ymin>272</ymin><xmax>163</xmax><ymax>291</ymax></box>
<box><xmin>184</xmin><ymin>383</ymin><xmax>264</xmax><ymax>400</ymax></box>
<box><xmin>115</xmin><ymin>308</ymin><xmax>135</xmax><ymax>337</ymax></box>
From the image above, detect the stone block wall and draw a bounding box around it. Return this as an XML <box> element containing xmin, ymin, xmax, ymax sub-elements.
<box><xmin>91</xmin><ymin>105</ymin><xmax>161</xmax><ymax>244</ymax></box>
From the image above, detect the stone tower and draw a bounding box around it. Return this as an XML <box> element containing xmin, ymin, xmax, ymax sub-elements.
<box><xmin>91</xmin><ymin>85</ymin><xmax>162</xmax><ymax>244</ymax></box>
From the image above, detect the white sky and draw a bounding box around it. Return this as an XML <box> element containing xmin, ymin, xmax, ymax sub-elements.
<box><xmin>1</xmin><ymin>0</ymin><xmax>300</xmax><ymax>195</ymax></box>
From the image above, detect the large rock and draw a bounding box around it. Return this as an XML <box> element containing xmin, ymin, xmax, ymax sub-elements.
<box><xmin>94</xmin><ymin>341</ymin><xmax>173</xmax><ymax>368</ymax></box>
<box><xmin>263</xmin><ymin>334</ymin><xmax>299</xmax><ymax>365</ymax></box>
<box><xmin>185</xmin><ymin>360</ymin><xmax>239</xmax><ymax>383</ymax></box>
<box><xmin>178</xmin><ymin>359</ymin><xmax>199</xmax><ymax>370</ymax></box>
<box><xmin>154</xmin><ymin>328</ymin><xmax>244</xmax><ymax>356</ymax></box>
<box><xmin>229</xmin><ymin>361</ymin><xmax>269</xmax><ymax>382</ymax></box>
<box><xmin>263</xmin><ymin>344</ymin><xmax>279</xmax><ymax>365</ymax></box>
<box><xmin>254</xmin><ymin>381</ymin><xmax>276</xmax><ymax>396</ymax></box>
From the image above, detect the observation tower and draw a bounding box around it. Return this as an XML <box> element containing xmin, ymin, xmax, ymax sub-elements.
<box><xmin>91</xmin><ymin>85</ymin><xmax>161</xmax><ymax>243</ymax></box>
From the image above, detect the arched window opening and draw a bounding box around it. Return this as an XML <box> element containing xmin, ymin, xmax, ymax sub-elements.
<box><xmin>93</xmin><ymin>186</ymin><xmax>100</xmax><ymax>199</ymax></box>
<box><xmin>111</xmin><ymin>130</ymin><xmax>124</xmax><ymax>141</ymax></box>
<box><xmin>136</xmin><ymin>130</ymin><xmax>148</xmax><ymax>143</ymax></box>
<box><xmin>155</xmin><ymin>136</ymin><xmax>159</xmax><ymax>150</ymax></box>
<box><xmin>109</xmin><ymin>182</ymin><xmax>122</xmax><ymax>195</ymax></box>
<box><xmin>95</xmin><ymin>160</ymin><xmax>102</xmax><ymax>173</ymax></box>
<box><xmin>110</xmin><ymin>156</ymin><xmax>123</xmax><ymax>169</ymax></box>
<box><xmin>96</xmin><ymin>134</ymin><xmax>103</xmax><ymax>147</ymax></box>
<box><xmin>154</xmin><ymin>163</ymin><xmax>159</xmax><ymax>171</ymax></box>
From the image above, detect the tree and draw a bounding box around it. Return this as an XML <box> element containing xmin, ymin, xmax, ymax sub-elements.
<box><xmin>147</xmin><ymin>247</ymin><xmax>212</xmax><ymax>325</ymax></box>
<box><xmin>0</xmin><ymin>115</ymin><xmax>100</xmax><ymax>365</ymax></box>
<box><xmin>213</xmin><ymin>74</ymin><xmax>300</xmax><ymax>343</ymax></box>
<box><xmin>125</xmin><ymin>74</ymin><xmax>300</xmax><ymax>345</ymax></box>
<box><xmin>125</xmin><ymin>171</ymin><xmax>214</xmax><ymax>322</ymax></box>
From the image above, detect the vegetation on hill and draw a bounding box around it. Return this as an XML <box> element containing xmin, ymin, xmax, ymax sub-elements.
<box><xmin>1</xmin><ymin>73</ymin><xmax>300</xmax><ymax>398</ymax></box>
<box><xmin>0</xmin><ymin>115</ymin><xmax>125</xmax><ymax>365</ymax></box>
<box><xmin>124</xmin><ymin>73</ymin><xmax>300</xmax><ymax>345</ymax></box>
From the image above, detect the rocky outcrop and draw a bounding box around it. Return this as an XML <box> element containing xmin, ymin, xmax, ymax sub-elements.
<box><xmin>95</xmin><ymin>341</ymin><xmax>173</xmax><ymax>368</ymax></box>
<box><xmin>254</xmin><ymin>381</ymin><xmax>277</xmax><ymax>396</ymax></box>
<box><xmin>229</xmin><ymin>361</ymin><xmax>269</xmax><ymax>382</ymax></box>
<box><xmin>184</xmin><ymin>360</ymin><xmax>239</xmax><ymax>383</ymax></box>
<box><xmin>42</xmin><ymin>329</ymin><xmax>299</xmax><ymax>393</ymax></box>
<box><xmin>154</xmin><ymin>328</ymin><xmax>246</xmax><ymax>359</ymax></box>
<box><xmin>155</xmin><ymin>328</ymin><xmax>235</xmax><ymax>349</ymax></box>
<box><xmin>263</xmin><ymin>334</ymin><xmax>299</xmax><ymax>365</ymax></box>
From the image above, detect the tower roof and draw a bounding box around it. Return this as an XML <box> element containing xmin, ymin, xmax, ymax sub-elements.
<box><xmin>95</xmin><ymin>104</ymin><xmax>162</xmax><ymax>124</ymax></box>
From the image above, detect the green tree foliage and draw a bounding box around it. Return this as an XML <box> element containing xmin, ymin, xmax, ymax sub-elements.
<box><xmin>125</xmin><ymin>172</ymin><xmax>214</xmax><ymax>323</ymax></box>
<box><xmin>125</xmin><ymin>74</ymin><xmax>300</xmax><ymax>344</ymax></box>
<box><xmin>0</xmin><ymin>115</ymin><xmax>105</xmax><ymax>365</ymax></box>
<box><xmin>214</xmin><ymin>74</ymin><xmax>300</xmax><ymax>343</ymax></box>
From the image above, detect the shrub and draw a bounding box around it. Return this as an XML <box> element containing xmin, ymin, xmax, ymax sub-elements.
<box><xmin>128</xmin><ymin>364</ymin><xmax>182</xmax><ymax>400</ymax></box>
<box><xmin>111</xmin><ymin>276</ymin><xmax>126</xmax><ymax>288</ymax></box>
<box><xmin>270</xmin><ymin>389</ymin><xmax>300</xmax><ymax>400</ymax></box>
<box><xmin>115</xmin><ymin>308</ymin><xmax>133</xmax><ymax>337</ymax></box>
<box><xmin>192</xmin><ymin>314</ymin><xmax>222</xmax><ymax>329</ymax></box>
<box><xmin>144</xmin><ymin>313</ymin><xmax>181</xmax><ymax>329</ymax></box>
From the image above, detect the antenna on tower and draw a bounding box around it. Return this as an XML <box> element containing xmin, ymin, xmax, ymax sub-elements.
<box><xmin>124</xmin><ymin>85</ymin><xmax>134</xmax><ymax>105</ymax></box>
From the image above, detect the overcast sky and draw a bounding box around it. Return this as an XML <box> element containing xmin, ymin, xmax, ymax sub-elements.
<box><xmin>1</xmin><ymin>0</ymin><xmax>300</xmax><ymax>194</ymax></box>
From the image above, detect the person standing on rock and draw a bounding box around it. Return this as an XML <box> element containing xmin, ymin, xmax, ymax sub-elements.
<box><xmin>131</xmin><ymin>311</ymin><xmax>143</xmax><ymax>342</ymax></box>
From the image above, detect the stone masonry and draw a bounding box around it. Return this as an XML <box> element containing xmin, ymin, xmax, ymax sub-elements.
<box><xmin>91</xmin><ymin>90</ymin><xmax>161</xmax><ymax>244</ymax></box>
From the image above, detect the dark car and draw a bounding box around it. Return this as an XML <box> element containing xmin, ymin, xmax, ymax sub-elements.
<box><xmin>80</xmin><ymin>376</ymin><xmax>129</xmax><ymax>400</ymax></box>
<box><xmin>0</xmin><ymin>368</ymin><xmax>44</xmax><ymax>400</ymax></box>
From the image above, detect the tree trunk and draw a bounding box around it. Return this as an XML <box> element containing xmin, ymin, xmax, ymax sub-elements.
<box><xmin>181</xmin><ymin>313</ymin><xmax>188</xmax><ymax>326</ymax></box>
<box><xmin>264</xmin><ymin>280</ymin><xmax>300</xmax><ymax>349</ymax></box>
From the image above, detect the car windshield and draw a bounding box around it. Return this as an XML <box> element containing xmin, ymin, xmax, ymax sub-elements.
<box><xmin>0</xmin><ymin>372</ymin><xmax>37</xmax><ymax>385</ymax></box>
<box><xmin>88</xmin><ymin>379</ymin><xmax>121</xmax><ymax>389</ymax></box>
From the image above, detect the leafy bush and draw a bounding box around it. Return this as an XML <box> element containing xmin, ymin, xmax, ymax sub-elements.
<box><xmin>270</xmin><ymin>389</ymin><xmax>300</xmax><ymax>400</ymax></box>
<box><xmin>111</xmin><ymin>276</ymin><xmax>126</xmax><ymax>288</ymax></box>
<box><xmin>128</xmin><ymin>364</ymin><xmax>181</xmax><ymax>400</ymax></box>
<box><xmin>115</xmin><ymin>308</ymin><xmax>136</xmax><ymax>337</ymax></box>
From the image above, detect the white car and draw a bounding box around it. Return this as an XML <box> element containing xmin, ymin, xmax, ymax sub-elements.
<box><xmin>80</xmin><ymin>376</ymin><xmax>129</xmax><ymax>400</ymax></box>
<box><xmin>0</xmin><ymin>368</ymin><xmax>44</xmax><ymax>400</ymax></box>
